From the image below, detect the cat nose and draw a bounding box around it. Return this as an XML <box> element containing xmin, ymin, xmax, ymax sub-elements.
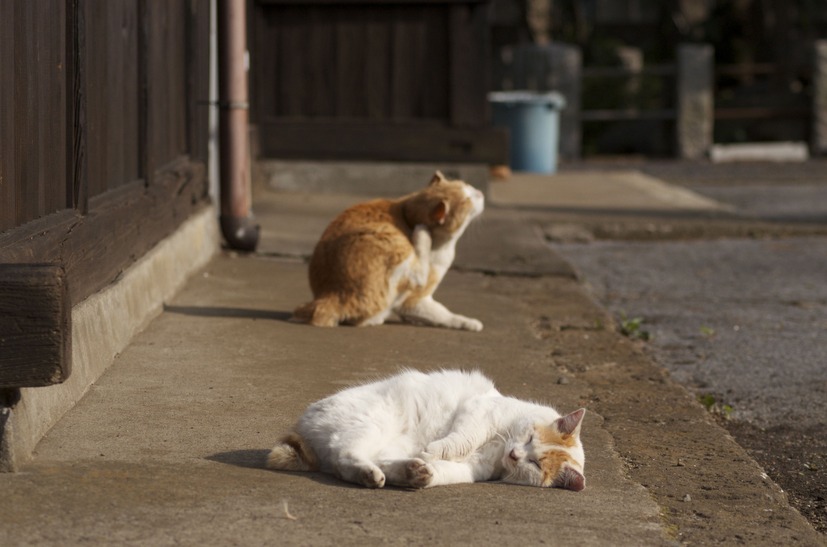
<box><xmin>508</xmin><ymin>449</ymin><xmax>519</xmax><ymax>462</ymax></box>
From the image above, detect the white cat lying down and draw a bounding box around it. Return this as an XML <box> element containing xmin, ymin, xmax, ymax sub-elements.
<box><xmin>267</xmin><ymin>369</ymin><xmax>586</xmax><ymax>491</ymax></box>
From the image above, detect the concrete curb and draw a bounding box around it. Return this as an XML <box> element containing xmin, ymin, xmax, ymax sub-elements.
<box><xmin>490</xmin><ymin>170</ymin><xmax>733</xmax><ymax>212</ymax></box>
<box><xmin>256</xmin><ymin>159</ymin><xmax>491</xmax><ymax>197</ymax></box>
<box><xmin>1</xmin><ymin>206</ymin><xmax>219</xmax><ymax>471</ymax></box>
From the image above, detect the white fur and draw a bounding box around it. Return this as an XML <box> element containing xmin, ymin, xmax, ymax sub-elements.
<box><xmin>394</xmin><ymin>185</ymin><xmax>486</xmax><ymax>331</ymax></box>
<box><xmin>372</xmin><ymin>225</ymin><xmax>430</xmax><ymax>326</ymax></box>
<box><xmin>410</xmin><ymin>224</ymin><xmax>432</xmax><ymax>286</ymax></box>
<box><xmin>284</xmin><ymin>369</ymin><xmax>584</xmax><ymax>489</ymax></box>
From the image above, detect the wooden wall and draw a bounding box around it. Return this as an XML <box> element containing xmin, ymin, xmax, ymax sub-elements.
<box><xmin>0</xmin><ymin>0</ymin><xmax>211</xmax><ymax>388</ymax></box>
<box><xmin>0</xmin><ymin>0</ymin><xmax>69</xmax><ymax>233</ymax></box>
<box><xmin>249</xmin><ymin>0</ymin><xmax>507</xmax><ymax>163</ymax></box>
<box><xmin>255</xmin><ymin>5</ymin><xmax>450</xmax><ymax>122</ymax></box>
<box><xmin>84</xmin><ymin>0</ymin><xmax>142</xmax><ymax>198</ymax></box>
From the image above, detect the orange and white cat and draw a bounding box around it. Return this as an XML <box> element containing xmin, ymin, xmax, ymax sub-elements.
<box><xmin>292</xmin><ymin>171</ymin><xmax>484</xmax><ymax>330</ymax></box>
<box><xmin>267</xmin><ymin>369</ymin><xmax>586</xmax><ymax>491</ymax></box>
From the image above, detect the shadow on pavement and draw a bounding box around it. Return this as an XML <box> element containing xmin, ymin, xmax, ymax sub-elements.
<box><xmin>207</xmin><ymin>450</ymin><xmax>375</xmax><ymax>490</ymax></box>
<box><xmin>164</xmin><ymin>305</ymin><xmax>293</xmax><ymax>322</ymax></box>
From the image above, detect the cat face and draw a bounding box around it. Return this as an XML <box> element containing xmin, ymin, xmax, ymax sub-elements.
<box><xmin>404</xmin><ymin>172</ymin><xmax>484</xmax><ymax>239</ymax></box>
<box><xmin>501</xmin><ymin>409</ymin><xmax>586</xmax><ymax>491</ymax></box>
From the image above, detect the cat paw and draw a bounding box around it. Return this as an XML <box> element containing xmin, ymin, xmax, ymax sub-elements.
<box><xmin>460</xmin><ymin>318</ymin><xmax>483</xmax><ymax>332</ymax></box>
<box><xmin>360</xmin><ymin>467</ymin><xmax>386</xmax><ymax>488</ymax></box>
<box><xmin>412</xmin><ymin>224</ymin><xmax>432</xmax><ymax>250</ymax></box>
<box><xmin>404</xmin><ymin>458</ymin><xmax>434</xmax><ymax>489</ymax></box>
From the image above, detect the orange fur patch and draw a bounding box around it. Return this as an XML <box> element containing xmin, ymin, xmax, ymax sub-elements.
<box><xmin>539</xmin><ymin>449</ymin><xmax>580</xmax><ymax>487</ymax></box>
<box><xmin>400</xmin><ymin>268</ymin><xmax>440</xmax><ymax>309</ymax></box>
<box><xmin>296</xmin><ymin>174</ymin><xmax>479</xmax><ymax>327</ymax></box>
<box><xmin>283</xmin><ymin>431</ymin><xmax>320</xmax><ymax>471</ymax></box>
<box><xmin>537</xmin><ymin>424</ymin><xmax>578</xmax><ymax>448</ymax></box>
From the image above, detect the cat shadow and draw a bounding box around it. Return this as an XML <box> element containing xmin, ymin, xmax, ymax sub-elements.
<box><xmin>207</xmin><ymin>449</ymin><xmax>426</xmax><ymax>491</ymax></box>
<box><xmin>164</xmin><ymin>304</ymin><xmax>293</xmax><ymax>322</ymax></box>
<box><xmin>165</xmin><ymin>305</ymin><xmax>471</xmax><ymax>331</ymax></box>
<box><xmin>206</xmin><ymin>449</ymin><xmax>271</xmax><ymax>469</ymax></box>
<box><xmin>206</xmin><ymin>449</ymin><xmax>364</xmax><ymax>490</ymax></box>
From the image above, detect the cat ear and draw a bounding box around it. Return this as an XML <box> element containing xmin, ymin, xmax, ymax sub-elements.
<box><xmin>430</xmin><ymin>200</ymin><xmax>449</xmax><ymax>225</ymax></box>
<box><xmin>430</xmin><ymin>171</ymin><xmax>447</xmax><ymax>186</ymax></box>
<box><xmin>555</xmin><ymin>408</ymin><xmax>586</xmax><ymax>438</ymax></box>
<box><xmin>553</xmin><ymin>466</ymin><xmax>586</xmax><ymax>492</ymax></box>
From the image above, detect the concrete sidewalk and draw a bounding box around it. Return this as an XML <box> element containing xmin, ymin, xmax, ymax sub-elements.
<box><xmin>1</xmin><ymin>170</ymin><xmax>823</xmax><ymax>545</ymax></box>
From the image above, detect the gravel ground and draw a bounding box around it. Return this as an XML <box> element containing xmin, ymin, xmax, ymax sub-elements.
<box><xmin>546</xmin><ymin>161</ymin><xmax>827</xmax><ymax>533</ymax></box>
<box><xmin>551</xmin><ymin>236</ymin><xmax>827</xmax><ymax>534</ymax></box>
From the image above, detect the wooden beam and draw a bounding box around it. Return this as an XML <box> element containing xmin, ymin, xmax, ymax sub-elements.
<box><xmin>0</xmin><ymin>159</ymin><xmax>209</xmax><ymax>308</ymax></box>
<box><xmin>0</xmin><ymin>265</ymin><xmax>71</xmax><ymax>388</ymax></box>
<box><xmin>713</xmin><ymin>106</ymin><xmax>811</xmax><ymax>120</ymax></box>
<box><xmin>258</xmin><ymin>120</ymin><xmax>508</xmax><ymax>163</ymax></box>
<box><xmin>580</xmin><ymin>109</ymin><xmax>677</xmax><ymax>122</ymax></box>
<box><xmin>256</xmin><ymin>0</ymin><xmax>487</xmax><ymax>4</ymax></box>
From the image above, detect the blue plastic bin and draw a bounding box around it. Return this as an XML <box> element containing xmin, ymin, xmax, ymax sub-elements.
<box><xmin>489</xmin><ymin>91</ymin><xmax>566</xmax><ymax>173</ymax></box>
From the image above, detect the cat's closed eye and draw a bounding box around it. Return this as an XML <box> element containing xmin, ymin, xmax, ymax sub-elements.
<box><xmin>529</xmin><ymin>459</ymin><xmax>541</xmax><ymax>469</ymax></box>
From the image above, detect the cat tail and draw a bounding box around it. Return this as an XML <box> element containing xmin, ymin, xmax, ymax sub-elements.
<box><xmin>291</xmin><ymin>297</ymin><xmax>340</xmax><ymax>327</ymax></box>
<box><xmin>266</xmin><ymin>432</ymin><xmax>319</xmax><ymax>472</ymax></box>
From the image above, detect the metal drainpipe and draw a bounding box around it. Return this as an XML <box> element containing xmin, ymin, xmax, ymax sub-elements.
<box><xmin>217</xmin><ymin>0</ymin><xmax>259</xmax><ymax>251</ymax></box>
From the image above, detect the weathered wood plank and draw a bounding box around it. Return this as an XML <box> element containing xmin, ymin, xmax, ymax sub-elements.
<box><xmin>60</xmin><ymin>160</ymin><xmax>208</xmax><ymax>305</ymax></box>
<box><xmin>0</xmin><ymin>160</ymin><xmax>209</xmax><ymax>308</ymax></box>
<box><xmin>67</xmin><ymin>0</ymin><xmax>89</xmax><ymax>213</ymax></box>
<box><xmin>13</xmin><ymin>1</ymin><xmax>68</xmax><ymax>227</ymax></box>
<box><xmin>84</xmin><ymin>0</ymin><xmax>141</xmax><ymax>197</ymax></box>
<box><xmin>186</xmin><ymin>0</ymin><xmax>211</xmax><ymax>163</ymax></box>
<box><xmin>252</xmin><ymin>0</ymin><xmax>495</xmax><ymax>162</ymax></box>
<box><xmin>258</xmin><ymin>120</ymin><xmax>507</xmax><ymax>163</ymax></box>
<box><xmin>0</xmin><ymin>0</ymin><xmax>16</xmax><ymax>233</ymax></box>
<box><xmin>419</xmin><ymin>7</ymin><xmax>450</xmax><ymax>120</ymax></box>
<box><xmin>389</xmin><ymin>9</ymin><xmax>423</xmax><ymax>120</ymax></box>
<box><xmin>0</xmin><ymin>265</ymin><xmax>71</xmax><ymax>388</ymax></box>
<box><xmin>363</xmin><ymin>9</ymin><xmax>391</xmax><ymax>120</ymax></box>
<box><xmin>147</xmin><ymin>1</ymin><xmax>188</xmax><ymax>171</ymax></box>
<box><xmin>449</xmin><ymin>3</ymin><xmax>487</xmax><ymax>127</ymax></box>
<box><xmin>304</xmin><ymin>7</ymin><xmax>336</xmax><ymax>117</ymax></box>
<box><xmin>258</xmin><ymin>0</ymin><xmax>487</xmax><ymax>4</ymax></box>
<box><xmin>334</xmin><ymin>8</ymin><xmax>369</xmax><ymax>118</ymax></box>
<box><xmin>249</xmin><ymin>0</ymin><xmax>276</xmax><ymax>123</ymax></box>
<box><xmin>276</xmin><ymin>8</ymin><xmax>305</xmax><ymax>117</ymax></box>
<box><xmin>42</xmin><ymin>0</ymin><xmax>69</xmax><ymax>216</ymax></box>
<box><xmin>84</xmin><ymin>0</ymin><xmax>109</xmax><ymax>198</ymax></box>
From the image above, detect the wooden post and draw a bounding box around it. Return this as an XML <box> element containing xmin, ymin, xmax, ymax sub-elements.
<box><xmin>676</xmin><ymin>43</ymin><xmax>713</xmax><ymax>159</ymax></box>
<box><xmin>813</xmin><ymin>40</ymin><xmax>827</xmax><ymax>156</ymax></box>
<box><xmin>0</xmin><ymin>265</ymin><xmax>71</xmax><ymax>388</ymax></box>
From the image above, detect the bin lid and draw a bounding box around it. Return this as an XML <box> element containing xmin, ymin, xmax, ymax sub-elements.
<box><xmin>488</xmin><ymin>91</ymin><xmax>566</xmax><ymax>109</ymax></box>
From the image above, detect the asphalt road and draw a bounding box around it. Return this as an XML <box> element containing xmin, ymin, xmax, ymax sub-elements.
<box><xmin>552</xmin><ymin>236</ymin><xmax>827</xmax><ymax>428</ymax></box>
<box><xmin>549</xmin><ymin>174</ymin><xmax>827</xmax><ymax>533</ymax></box>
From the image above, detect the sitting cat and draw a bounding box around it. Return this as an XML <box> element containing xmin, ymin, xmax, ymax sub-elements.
<box><xmin>267</xmin><ymin>369</ymin><xmax>586</xmax><ymax>491</ymax></box>
<box><xmin>292</xmin><ymin>171</ymin><xmax>484</xmax><ymax>331</ymax></box>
